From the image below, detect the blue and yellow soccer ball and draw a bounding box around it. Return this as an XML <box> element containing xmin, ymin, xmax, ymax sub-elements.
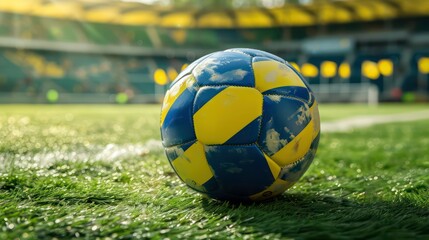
<box><xmin>160</xmin><ymin>48</ymin><xmax>320</xmax><ymax>201</ymax></box>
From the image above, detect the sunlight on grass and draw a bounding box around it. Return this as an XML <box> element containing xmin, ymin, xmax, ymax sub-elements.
<box><xmin>1</xmin><ymin>104</ymin><xmax>429</xmax><ymax>239</ymax></box>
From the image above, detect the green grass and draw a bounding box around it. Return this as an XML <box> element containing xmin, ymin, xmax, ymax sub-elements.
<box><xmin>1</xmin><ymin>104</ymin><xmax>429</xmax><ymax>239</ymax></box>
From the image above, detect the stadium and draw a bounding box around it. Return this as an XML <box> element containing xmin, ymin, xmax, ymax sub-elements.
<box><xmin>1</xmin><ymin>0</ymin><xmax>429</xmax><ymax>239</ymax></box>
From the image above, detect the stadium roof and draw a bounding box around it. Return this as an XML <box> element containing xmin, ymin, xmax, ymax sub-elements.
<box><xmin>1</xmin><ymin>0</ymin><xmax>429</xmax><ymax>28</ymax></box>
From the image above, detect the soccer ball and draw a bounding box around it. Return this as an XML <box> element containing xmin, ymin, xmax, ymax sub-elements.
<box><xmin>160</xmin><ymin>48</ymin><xmax>320</xmax><ymax>201</ymax></box>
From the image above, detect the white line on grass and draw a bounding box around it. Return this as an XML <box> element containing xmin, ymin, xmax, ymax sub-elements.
<box><xmin>2</xmin><ymin>109</ymin><xmax>429</xmax><ymax>170</ymax></box>
<box><xmin>321</xmin><ymin>109</ymin><xmax>429</xmax><ymax>133</ymax></box>
<box><xmin>0</xmin><ymin>139</ymin><xmax>163</xmax><ymax>170</ymax></box>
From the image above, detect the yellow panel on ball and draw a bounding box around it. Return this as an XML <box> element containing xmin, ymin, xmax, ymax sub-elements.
<box><xmin>253</xmin><ymin>60</ymin><xmax>306</xmax><ymax>93</ymax></box>
<box><xmin>249</xmin><ymin>178</ymin><xmax>293</xmax><ymax>201</ymax></box>
<box><xmin>193</xmin><ymin>87</ymin><xmax>263</xmax><ymax>145</ymax></box>
<box><xmin>264</xmin><ymin>153</ymin><xmax>281</xmax><ymax>179</ymax></box>
<box><xmin>310</xmin><ymin>101</ymin><xmax>321</xmax><ymax>139</ymax></box>
<box><xmin>171</xmin><ymin>141</ymin><xmax>213</xmax><ymax>186</ymax></box>
<box><xmin>271</xmin><ymin>119</ymin><xmax>315</xmax><ymax>167</ymax></box>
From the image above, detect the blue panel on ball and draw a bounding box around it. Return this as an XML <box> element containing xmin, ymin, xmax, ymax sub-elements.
<box><xmin>193</xmin><ymin>86</ymin><xmax>227</xmax><ymax>114</ymax></box>
<box><xmin>171</xmin><ymin>53</ymin><xmax>214</xmax><ymax>88</ymax></box>
<box><xmin>258</xmin><ymin>95</ymin><xmax>312</xmax><ymax>156</ymax></box>
<box><xmin>201</xmin><ymin>177</ymin><xmax>240</xmax><ymax>201</ymax></box>
<box><xmin>192</xmin><ymin>51</ymin><xmax>254</xmax><ymax>87</ymax></box>
<box><xmin>225</xmin><ymin>48</ymin><xmax>286</xmax><ymax>64</ymax></box>
<box><xmin>279</xmin><ymin>133</ymin><xmax>320</xmax><ymax>182</ymax></box>
<box><xmin>205</xmin><ymin>145</ymin><xmax>275</xmax><ymax>196</ymax></box>
<box><xmin>161</xmin><ymin>85</ymin><xmax>197</xmax><ymax>147</ymax></box>
<box><xmin>224</xmin><ymin>116</ymin><xmax>261</xmax><ymax>145</ymax></box>
<box><xmin>252</xmin><ymin>56</ymin><xmax>272</xmax><ymax>63</ymax></box>
<box><xmin>284</xmin><ymin>61</ymin><xmax>316</xmax><ymax>107</ymax></box>
<box><xmin>263</xmin><ymin>86</ymin><xmax>310</xmax><ymax>103</ymax></box>
<box><xmin>164</xmin><ymin>140</ymin><xmax>195</xmax><ymax>162</ymax></box>
<box><xmin>202</xmin><ymin>176</ymin><xmax>220</xmax><ymax>193</ymax></box>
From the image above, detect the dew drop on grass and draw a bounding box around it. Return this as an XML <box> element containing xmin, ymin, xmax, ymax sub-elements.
<box><xmin>7</xmin><ymin>223</ymin><xmax>14</xmax><ymax>229</ymax></box>
<box><xmin>327</xmin><ymin>175</ymin><xmax>337</xmax><ymax>181</ymax></box>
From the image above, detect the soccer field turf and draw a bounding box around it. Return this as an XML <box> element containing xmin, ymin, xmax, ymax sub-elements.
<box><xmin>1</xmin><ymin>104</ymin><xmax>429</xmax><ymax>239</ymax></box>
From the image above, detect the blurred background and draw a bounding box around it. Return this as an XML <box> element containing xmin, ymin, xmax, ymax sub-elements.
<box><xmin>0</xmin><ymin>0</ymin><xmax>428</xmax><ymax>104</ymax></box>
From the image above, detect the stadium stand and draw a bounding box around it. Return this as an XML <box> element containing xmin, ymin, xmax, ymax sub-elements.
<box><xmin>0</xmin><ymin>0</ymin><xmax>429</xmax><ymax>103</ymax></box>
